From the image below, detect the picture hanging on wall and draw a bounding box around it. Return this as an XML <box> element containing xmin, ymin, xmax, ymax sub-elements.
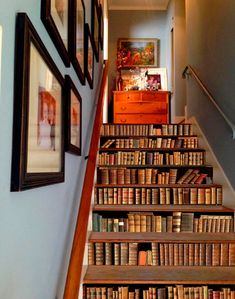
<box><xmin>69</xmin><ymin>0</ymin><xmax>86</xmax><ymax>85</ymax></box>
<box><xmin>64</xmin><ymin>75</ymin><xmax>82</xmax><ymax>155</ymax></box>
<box><xmin>84</xmin><ymin>23</ymin><xmax>95</xmax><ymax>89</ymax></box>
<box><xmin>41</xmin><ymin>0</ymin><xmax>70</xmax><ymax>66</ymax></box>
<box><xmin>99</xmin><ymin>4</ymin><xmax>103</xmax><ymax>50</ymax></box>
<box><xmin>91</xmin><ymin>0</ymin><xmax>100</xmax><ymax>62</ymax></box>
<box><xmin>117</xmin><ymin>38</ymin><xmax>160</xmax><ymax>68</ymax></box>
<box><xmin>11</xmin><ymin>13</ymin><xmax>65</xmax><ymax>191</ymax></box>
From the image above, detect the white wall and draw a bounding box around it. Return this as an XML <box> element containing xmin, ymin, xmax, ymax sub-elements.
<box><xmin>165</xmin><ymin>0</ymin><xmax>174</xmax><ymax>119</ymax></box>
<box><xmin>0</xmin><ymin>2</ymin><xmax>103</xmax><ymax>299</ymax></box>
<box><xmin>185</xmin><ymin>0</ymin><xmax>235</xmax><ymax>192</ymax></box>
<box><xmin>165</xmin><ymin>0</ymin><xmax>186</xmax><ymax>122</ymax></box>
<box><xmin>174</xmin><ymin>0</ymin><xmax>186</xmax><ymax>117</ymax></box>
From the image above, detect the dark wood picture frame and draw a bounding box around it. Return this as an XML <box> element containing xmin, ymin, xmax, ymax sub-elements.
<box><xmin>99</xmin><ymin>3</ymin><xmax>103</xmax><ymax>50</ymax></box>
<box><xmin>41</xmin><ymin>0</ymin><xmax>70</xmax><ymax>66</ymax></box>
<box><xmin>64</xmin><ymin>75</ymin><xmax>82</xmax><ymax>155</ymax></box>
<box><xmin>69</xmin><ymin>0</ymin><xmax>86</xmax><ymax>85</ymax></box>
<box><xmin>11</xmin><ymin>13</ymin><xmax>65</xmax><ymax>191</ymax></box>
<box><xmin>91</xmin><ymin>0</ymin><xmax>100</xmax><ymax>62</ymax></box>
<box><xmin>84</xmin><ymin>23</ymin><xmax>95</xmax><ymax>89</ymax></box>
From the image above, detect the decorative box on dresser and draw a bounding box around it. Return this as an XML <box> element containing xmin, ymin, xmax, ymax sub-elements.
<box><xmin>113</xmin><ymin>90</ymin><xmax>170</xmax><ymax>124</ymax></box>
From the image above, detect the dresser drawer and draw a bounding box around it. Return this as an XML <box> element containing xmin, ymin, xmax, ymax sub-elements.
<box><xmin>141</xmin><ymin>91</ymin><xmax>169</xmax><ymax>101</ymax></box>
<box><xmin>113</xmin><ymin>90</ymin><xmax>170</xmax><ymax>124</ymax></box>
<box><xmin>114</xmin><ymin>113</ymin><xmax>167</xmax><ymax>124</ymax></box>
<box><xmin>114</xmin><ymin>92</ymin><xmax>141</xmax><ymax>102</ymax></box>
<box><xmin>115</xmin><ymin>102</ymin><xmax>167</xmax><ymax>114</ymax></box>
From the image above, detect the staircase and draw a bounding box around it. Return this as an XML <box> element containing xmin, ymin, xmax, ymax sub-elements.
<box><xmin>82</xmin><ymin>123</ymin><xmax>235</xmax><ymax>298</ymax></box>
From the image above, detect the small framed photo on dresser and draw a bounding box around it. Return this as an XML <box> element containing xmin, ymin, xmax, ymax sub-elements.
<box><xmin>64</xmin><ymin>75</ymin><xmax>82</xmax><ymax>155</ymax></box>
<box><xmin>11</xmin><ymin>13</ymin><xmax>65</xmax><ymax>191</ymax></box>
<box><xmin>41</xmin><ymin>0</ymin><xmax>70</xmax><ymax>66</ymax></box>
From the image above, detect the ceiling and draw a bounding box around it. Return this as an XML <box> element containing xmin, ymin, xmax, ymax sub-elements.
<box><xmin>108</xmin><ymin>0</ymin><xmax>170</xmax><ymax>11</ymax></box>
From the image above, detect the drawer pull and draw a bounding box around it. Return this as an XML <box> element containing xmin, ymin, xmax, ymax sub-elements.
<box><xmin>121</xmin><ymin>106</ymin><xmax>126</xmax><ymax>111</ymax></box>
<box><xmin>120</xmin><ymin>119</ymin><xmax>127</xmax><ymax>123</ymax></box>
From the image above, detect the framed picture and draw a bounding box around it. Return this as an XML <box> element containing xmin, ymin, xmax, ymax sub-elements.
<box><xmin>99</xmin><ymin>4</ymin><xmax>103</xmax><ymax>50</ymax></box>
<box><xmin>84</xmin><ymin>23</ymin><xmax>95</xmax><ymax>89</ymax></box>
<box><xmin>117</xmin><ymin>38</ymin><xmax>160</xmax><ymax>68</ymax></box>
<box><xmin>69</xmin><ymin>0</ymin><xmax>85</xmax><ymax>85</ymax></box>
<box><xmin>120</xmin><ymin>69</ymin><xmax>143</xmax><ymax>91</ymax></box>
<box><xmin>41</xmin><ymin>0</ymin><xmax>70</xmax><ymax>66</ymax></box>
<box><xmin>11</xmin><ymin>13</ymin><xmax>65</xmax><ymax>191</ymax></box>
<box><xmin>145</xmin><ymin>67</ymin><xmax>168</xmax><ymax>90</ymax></box>
<box><xmin>91</xmin><ymin>0</ymin><xmax>100</xmax><ymax>62</ymax></box>
<box><xmin>64</xmin><ymin>75</ymin><xmax>82</xmax><ymax>155</ymax></box>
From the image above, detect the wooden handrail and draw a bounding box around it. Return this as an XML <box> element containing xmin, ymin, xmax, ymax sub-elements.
<box><xmin>63</xmin><ymin>60</ymin><xmax>109</xmax><ymax>299</ymax></box>
<box><xmin>182</xmin><ymin>65</ymin><xmax>235</xmax><ymax>139</ymax></box>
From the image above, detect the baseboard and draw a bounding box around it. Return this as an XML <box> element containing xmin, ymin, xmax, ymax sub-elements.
<box><xmin>173</xmin><ymin>116</ymin><xmax>185</xmax><ymax>124</ymax></box>
<box><xmin>189</xmin><ymin>116</ymin><xmax>235</xmax><ymax>208</ymax></box>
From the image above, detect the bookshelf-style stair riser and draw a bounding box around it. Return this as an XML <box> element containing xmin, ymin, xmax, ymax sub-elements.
<box><xmin>92</xmin><ymin>211</ymin><xmax>234</xmax><ymax>233</ymax></box>
<box><xmin>83</xmin><ymin>285</ymin><xmax>235</xmax><ymax>299</ymax></box>
<box><xmin>88</xmin><ymin>241</ymin><xmax>235</xmax><ymax>266</ymax></box>
<box><xmin>94</xmin><ymin>186</ymin><xmax>222</xmax><ymax>205</ymax></box>
<box><xmin>83</xmin><ymin>124</ymin><xmax>235</xmax><ymax>298</ymax></box>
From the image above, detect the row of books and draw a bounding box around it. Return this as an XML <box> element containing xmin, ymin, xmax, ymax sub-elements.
<box><xmin>100</xmin><ymin>124</ymin><xmax>193</xmax><ymax>137</ymax></box>
<box><xmin>83</xmin><ymin>286</ymin><xmax>235</xmax><ymax>299</ymax></box>
<box><xmin>94</xmin><ymin>187</ymin><xmax>223</xmax><ymax>205</ymax></box>
<box><xmin>98</xmin><ymin>152</ymin><xmax>204</xmax><ymax>166</ymax></box>
<box><xmin>98</xmin><ymin>168</ymin><xmax>210</xmax><ymax>185</ymax></box>
<box><xmin>101</xmin><ymin>137</ymin><xmax>199</xmax><ymax>149</ymax></box>
<box><xmin>92</xmin><ymin>212</ymin><xmax>234</xmax><ymax>233</ymax></box>
<box><xmin>88</xmin><ymin>242</ymin><xmax>235</xmax><ymax>266</ymax></box>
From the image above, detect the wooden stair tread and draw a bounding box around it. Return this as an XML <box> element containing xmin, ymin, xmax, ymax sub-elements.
<box><xmin>89</xmin><ymin>232</ymin><xmax>235</xmax><ymax>242</ymax></box>
<box><xmin>95</xmin><ymin>184</ymin><xmax>221</xmax><ymax>188</ymax></box>
<box><xmin>97</xmin><ymin>164</ymin><xmax>212</xmax><ymax>168</ymax></box>
<box><xmin>93</xmin><ymin>204</ymin><xmax>233</xmax><ymax>212</ymax></box>
<box><xmin>84</xmin><ymin>266</ymin><xmax>235</xmax><ymax>284</ymax></box>
<box><xmin>99</xmin><ymin>148</ymin><xmax>205</xmax><ymax>152</ymax></box>
<box><xmin>100</xmin><ymin>135</ymin><xmax>198</xmax><ymax>138</ymax></box>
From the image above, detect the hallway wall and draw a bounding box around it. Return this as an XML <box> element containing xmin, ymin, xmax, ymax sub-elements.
<box><xmin>108</xmin><ymin>5</ymin><xmax>186</xmax><ymax>122</ymax></box>
<box><xmin>165</xmin><ymin>0</ymin><xmax>186</xmax><ymax>121</ymax></box>
<box><xmin>0</xmin><ymin>1</ymin><xmax>103</xmax><ymax>299</ymax></box>
<box><xmin>185</xmin><ymin>0</ymin><xmax>235</xmax><ymax>193</ymax></box>
<box><xmin>108</xmin><ymin>10</ymin><xmax>167</xmax><ymax>113</ymax></box>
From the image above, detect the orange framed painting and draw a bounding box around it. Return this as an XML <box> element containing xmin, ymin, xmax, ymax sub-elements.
<box><xmin>117</xmin><ymin>38</ymin><xmax>160</xmax><ymax>68</ymax></box>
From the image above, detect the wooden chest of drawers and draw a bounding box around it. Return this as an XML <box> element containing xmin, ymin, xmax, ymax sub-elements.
<box><xmin>113</xmin><ymin>90</ymin><xmax>170</xmax><ymax>124</ymax></box>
